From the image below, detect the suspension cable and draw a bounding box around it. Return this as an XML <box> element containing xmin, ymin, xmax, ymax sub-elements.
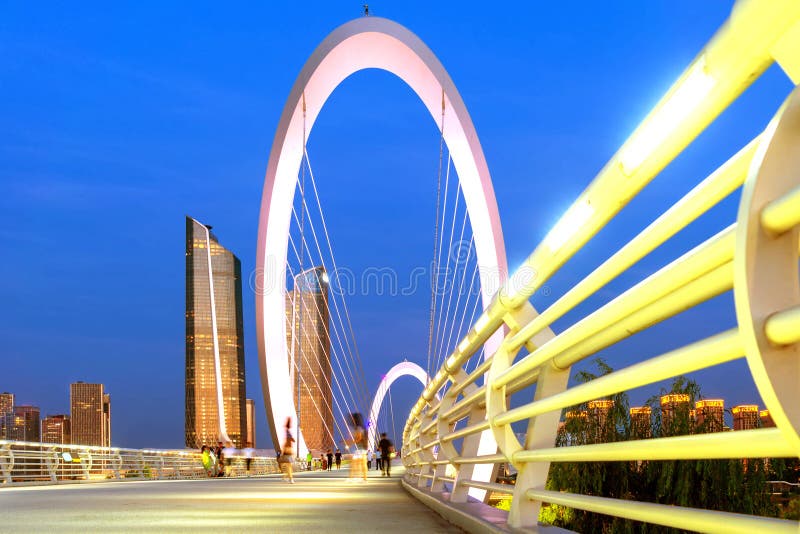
<box><xmin>427</xmin><ymin>89</ymin><xmax>446</xmax><ymax>380</ymax></box>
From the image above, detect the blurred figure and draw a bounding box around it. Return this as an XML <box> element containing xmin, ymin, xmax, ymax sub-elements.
<box><xmin>222</xmin><ymin>441</ymin><xmax>236</xmax><ymax>477</ymax></box>
<box><xmin>347</xmin><ymin>413</ymin><xmax>367</xmax><ymax>482</ymax></box>
<box><xmin>326</xmin><ymin>450</ymin><xmax>333</xmax><ymax>471</ymax></box>
<box><xmin>378</xmin><ymin>433</ymin><xmax>394</xmax><ymax>477</ymax></box>
<box><xmin>201</xmin><ymin>445</ymin><xmax>214</xmax><ymax>477</ymax></box>
<box><xmin>280</xmin><ymin>418</ymin><xmax>295</xmax><ymax>483</ymax></box>
<box><xmin>242</xmin><ymin>446</ymin><xmax>255</xmax><ymax>476</ymax></box>
<box><xmin>367</xmin><ymin>449</ymin><xmax>373</xmax><ymax>470</ymax></box>
<box><xmin>335</xmin><ymin>449</ymin><xmax>342</xmax><ymax>470</ymax></box>
<box><xmin>215</xmin><ymin>441</ymin><xmax>225</xmax><ymax>477</ymax></box>
<box><xmin>306</xmin><ymin>450</ymin><xmax>313</xmax><ymax>471</ymax></box>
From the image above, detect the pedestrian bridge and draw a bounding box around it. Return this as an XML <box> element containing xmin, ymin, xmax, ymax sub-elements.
<box><xmin>0</xmin><ymin>465</ymin><xmax>499</xmax><ymax>533</ymax></box>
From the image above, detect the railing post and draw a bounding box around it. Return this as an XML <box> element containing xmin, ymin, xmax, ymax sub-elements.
<box><xmin>112</xmin><ymin>451</ymin><xmax>122</xmax><ymax>480</ymax></box>
<box><xmin>0</xmin><ymin>443</ymin><xmax>14</xmax><ymax>485</ymax></box>
<box><xmin>80</xmin><ymin>451</ymin><xmax>92</xmax><ymax>480</ymax></box>
<box><xmin>44</xmin><ymin>447</ymin><xmax>58</xmax><ymax>483</ymax></box>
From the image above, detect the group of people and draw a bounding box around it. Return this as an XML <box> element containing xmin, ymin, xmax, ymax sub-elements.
<box><xmin>200</xmin><ymin>441</ymin><xmax>255</xmax><ymax>478</ymax></box>
<box><xmin>277</xmin><ymin>414</ymin><xmax>396</xmax><ymax>484</ymax></box>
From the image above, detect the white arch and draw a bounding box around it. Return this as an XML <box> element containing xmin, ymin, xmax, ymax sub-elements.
<box><xmin>367</xmin><ymin>361</ymin><xmax>431</xmax><ymax>451</ymax></box>
<box><xmin>255</xmin><ymin>16</ymin><xmax>508</xmax><ymax>454</ymax></box>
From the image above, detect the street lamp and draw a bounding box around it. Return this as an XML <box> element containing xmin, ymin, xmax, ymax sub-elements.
<box><xmin>290</xmin><ymin>266</ymin><xmax>328</xmax><ymax>457</ymax></box>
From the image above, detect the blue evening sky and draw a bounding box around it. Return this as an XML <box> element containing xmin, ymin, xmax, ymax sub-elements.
<box><xmin>1</xmin><ymin>2</ymin><xmax>793</xmax><ymax>449</ymax></box>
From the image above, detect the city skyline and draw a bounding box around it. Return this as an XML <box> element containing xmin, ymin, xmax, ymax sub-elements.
<box><xmin>1</xmin><ymin>2</ymin><xmax>792</xmax><ymax>449</ymax></box>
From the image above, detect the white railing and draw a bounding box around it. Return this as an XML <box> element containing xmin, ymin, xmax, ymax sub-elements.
<box><xmin>0</xmin><ymin>440</ymin><xmax>286</xmax><ymax>486</ymax></box>
<box><xmin>402</xmin><ymin>1</ymin><xmax>800</xmax><ymax>532</ymax></box>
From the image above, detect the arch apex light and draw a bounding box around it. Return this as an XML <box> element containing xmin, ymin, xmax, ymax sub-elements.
<box><xmin>368</xmin><ymin>361</ymin><xmax>433</xmax><ymax>451</ymax></box>
<box><xmin>255</xmin><ymin>16</ymin><xmax>508</xmax><ymax>453</ymax></box>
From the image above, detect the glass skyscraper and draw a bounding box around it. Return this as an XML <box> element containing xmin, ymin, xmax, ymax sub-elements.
<box><xmin>285</xmin><ymin>266</ymin><xmax>333</xmax><ymax>453</ymax></box>
<box><xmin>0</xmin><ymin>392</ymin><xmax>13</xmax><ymax>440</ymax></box>
<box><xmin>186</xmin><ymin>217</ymin><xmax>247</xmax><ymax>448</ymax></box>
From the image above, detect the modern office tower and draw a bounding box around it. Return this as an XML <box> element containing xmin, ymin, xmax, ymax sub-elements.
<box><xmin>629</xmin><ymin>406</ymin><xmax>652</xmax><ymax>439</ymax></box>
<box><xmin>186</xmin><ymin>217</ymin><xmax>247</xmax><ymax>448</ymax></box>
<box><xmin>760</xmin><ymin>409</ymin><xmax>776</xmax><ymax>428</ymax></box>
<box><xmin>285</xmin><ymin>266</ymin><xmax>333</xmax><ymax>453</ymax></box>
<box><xmin>732</xmin><ymin>405</ymin><xmax>760</xmax><ymax>430</ymax></box>
<box><xmin>245</xmin><ymin>399</ymin><xmax>256</xmax><ymax>448</ymax></box>
<box><xmin>660</xmin><ymin>394</ymin><xmax>690</xmax><ymax>435</ymax></box>
<box><xmin>694</xmin><ymin>399</ymin><xmax>725</xmax><ymax>433</ymax></box>
<box><xmin>103</xmin><ymin>394</ymin><xmax>111</xmax><ymax>447</ymax></box>
<box><xmin>587</xmin><ymin>400</ymin><xmax>614</xmax><ymax>442</ymax></box>
<box><xmin>42</xmin><ymin>415</ymin><xmax>71</xmax><ymax>444</ymax></box>
<box><xmin>8</xmin><ymin>405</ymin><xmax>40</xmax><ymax>442</ymax></box>
<box><xmin>71</xmin><ymin>382</ymin><xmax>109</xmax><ymax>446</ymax></box>
<box><xmin>0</xmin><ymin>392</ymin><xmax>13</xmax><ymax>439</ymax></box>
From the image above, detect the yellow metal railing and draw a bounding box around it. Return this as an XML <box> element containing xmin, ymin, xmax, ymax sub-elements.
<box><xmin>401</xmin><ymin>1</ymin><xmax>800</xmax><ymax>532</ymax></box>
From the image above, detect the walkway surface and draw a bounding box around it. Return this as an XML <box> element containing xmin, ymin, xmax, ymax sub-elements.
<box><xmin>0</xmin><ymin>466</ymin><xmax>463</xmax><ymax>533</ymax></box>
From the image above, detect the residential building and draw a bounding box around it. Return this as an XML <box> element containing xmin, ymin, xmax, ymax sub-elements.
<box><xmin>732</xmin><ymin>405</ymin><xmax>760</xmax><ymax>431</ymax></box>
<box><xmin>695</xmin><ymin>399</ymin><xmax>724</xmax><ymax>433</ymax></box>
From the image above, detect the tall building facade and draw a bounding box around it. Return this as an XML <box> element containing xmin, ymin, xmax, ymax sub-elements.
<box><xmin>186</xmin><ymin>217</ymin><xmax>247</xmax><ymax>448</ymax></box>
<box><xmin>760</xmin><ymin>409</ymin><xmax>775</xmax><ymax>428</ymax></box>
<box><xmin>245</xmin><ymin>398</ymin><xmax>256</xmax><ymax>448</ymax></box>
<box><xmin>8</xmin><ymin>405</ymin><xmax>40</xmax><ymax>442</ymax></box>
<box><xmin>0</xmin><ymin>392</ymin><xmax>13</xmax><ymax>439</ymax></box>
<box><xmin>42</xmin><ymin>415</ymin><xmax>71</xmax><ymax>444</ymax></box>
<box><xmin>285</xmin><ymin>266</ymin><xmax>333</xmax><ymax>453</ymax></box>
<box><xmin>694</xmin><ymin>399</ymin><xmax>724</xmax><ymax>433</ymax></box>
<box><xmin>732</xmin><ymin>404</ymin><xmax>760</xmax><ymax>430</ymax></box>
<box><xmin>71</xmin><ymin>382</ymin><xmax>110</xmax><ymax>446</ymax></box>
<box><xmin>660</xmin><ymin>394</ymin><xmax>690</xmax><ymax>435</ymax></box>
<box><xmin>630</xmin><ymin>406</ymin><xmax>652</xmax><ymax>439</ymax></box>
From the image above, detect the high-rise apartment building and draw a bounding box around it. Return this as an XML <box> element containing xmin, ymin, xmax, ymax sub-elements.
<box><xmin>732</xmin><ymin>405</ymin><xmax>759</xmax><ymax>431</ymax></box>
<box><xmin>694</xmin><ymin>399</ymin><xmax>724</xmax><ymax>433</ymax></box>
<box><xmin>588</xmin><ymin>400</ymin><xmax>614</xmax><ymax>442</ymax></box>
<box><xmin>186</xmin><ymin>217</ymin><xmax>246</xmax><ymax>448</ymax></box>
<box><xmin>42</xmin><ymin>415</ymin><xmax>71</xmax><ymax>444</ymax></box>
<box><xmin>660</xmin><ymin>394</ymin><xmax>690</xmax><ymax>435</ymax></box>
<box><xmin>285</xmin><ymin>266</ymin><xmax>333</xmax><ymax>453</ymax></box>
<box><xmin>629</xmin><ymin>406</ymin><xmax>652</xmax><ymax>439</ymax></box>
<box><xmin>71</xmin><ymin>382</ymin><xmax>110</xmax><ymax>446</ymax></box>
<box><xmin>245</xmin><ymin>398</ymin><xmax>256</xmax><ymax>448</ymax></box>
<box><xmin>8</xmin><ymin>405</ymin><xmax>40</xmax><ymax>442</ymax></box>
<box><xmin>760</xmin><ymin>409</ymin><xmax>775</xmax><ymax>428</ymax></box>
<box><xmin>0</xmin><ymin>392</ymin><xmax>13</xmax><ymax>439</ymax></box>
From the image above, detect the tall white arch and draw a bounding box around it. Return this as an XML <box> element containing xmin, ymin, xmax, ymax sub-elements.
<box><xmin>367</xmin><ymin>361</ymin><xmax>431</xmax><ymax>451</ymax></box>
<box><xmin>255</xmin><ymin>16</ymin><xmax>508</xmax><ymax>454</ymax></box>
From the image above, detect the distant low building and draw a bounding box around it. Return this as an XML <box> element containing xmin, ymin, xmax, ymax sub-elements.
<box><xmin>8</xmin><ymin>405</ymin><xmax>40</xmax><ymax>442</ymax></box>
<box><xmin>42</xmin><ymin>415</ymin><xmax>71</xmax><ymax>444</ymax></box>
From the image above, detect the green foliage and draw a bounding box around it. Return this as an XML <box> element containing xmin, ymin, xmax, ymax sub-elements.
<box><xmin>783</xmin><ymin>497</ymin><xmax>800</xmax><ymax>520</ymax></box>
<box><xmin>541</xmin><ymin>361</ymin><xmax>781</xmax><ymax>533</ymax></box>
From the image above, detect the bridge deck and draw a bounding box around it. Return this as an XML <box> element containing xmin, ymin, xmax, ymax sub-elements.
<box><xmin>0</xmin><ymin>466</ymin><xmax>463</xmax><ymax>533</ymax></box>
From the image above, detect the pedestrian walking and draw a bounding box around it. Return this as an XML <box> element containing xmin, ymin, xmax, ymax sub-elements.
<box><xmin>334</xmin><ymin>449</ymin><xmax>342</xmax><ymax>470</ymax></box>
<box><xmin>201</xmin><ymin>445</ymin><xmax>214</xmax><ymax>477</ymax></box>
<box><xmin>243</xmin><ymin>447</ymin><xmax>255</xmax><ymax>476</ymax></box>
<box><xmin>215</xmin><ymin>441</ymin><xmax>225</xmax><ymax>477</ymax></box>
<box><xmin>222</xmin><ymin>441</ymin><xmax>236</xmax><ymax>477</ymax></box>
<box><xmin>326</xmin><ymin>450</ymin><xmax>333</xmax><ymax>471</ymax></box>
<box><xmin>367</xmin><ymin>449</ymin><xmax>373</xmax><ymax>470</ymax></box>
<box><xmin>279</xmin><ymin>418</ymin><xmax>295</xmax><ymax>483</ymax></box>
<box><xmin>306</xmin><ymin>450</ymin><xmax>313</xmax><ymax>471</ymax></box>
<box><xmin>378</xmin><ymin>433</ymin><xmax>394</xmax><ymax>477</ymax></box>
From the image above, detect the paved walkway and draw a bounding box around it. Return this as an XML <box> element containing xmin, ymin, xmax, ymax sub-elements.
<box><xmin>0</xmin><ymin>466</ymin><xmax>463</xmax><ymax>533</ymax></box>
